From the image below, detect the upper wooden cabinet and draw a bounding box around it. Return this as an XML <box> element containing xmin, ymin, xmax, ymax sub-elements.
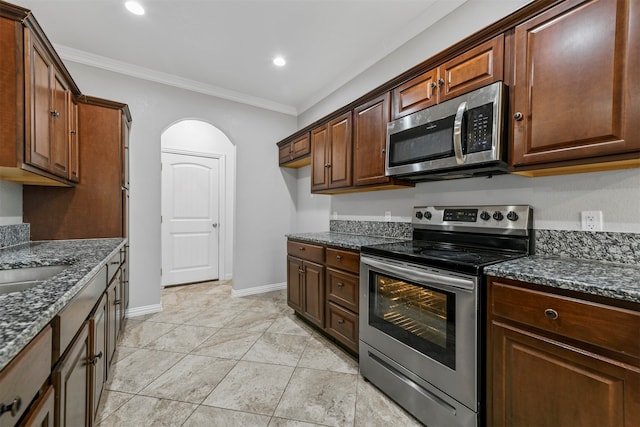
<box><xmin>392</xmin><ymin>35</ymin><xmax>504</xmax><ymax>119</ymax></box>
<box><xmin>510</xmin><ymin>0</ymin><xmax>640</xmax><ymax>175</ymax></box>
<box><xmin>278</xmin><ymin>132</ymin><xmax>311</xmax><ymax>168</ymax></box>
<box><xmin>0</xmin><ymin>5</ymin><xmax>80</xmax><ymax>187</ymax></box>
<box><xmin>311</xmin><ymin>112</ymin><xmax>353</xmax><ymax>192</ymax></box>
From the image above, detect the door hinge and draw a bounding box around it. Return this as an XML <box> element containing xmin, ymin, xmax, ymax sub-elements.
<box><xmin>160</xmin><ymin>268</ymin><xmax>163</xmax><ymax>276</ymax></box>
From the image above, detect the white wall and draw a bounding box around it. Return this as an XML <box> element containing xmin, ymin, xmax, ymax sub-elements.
<box><xmin>0</xmin><ymin>181</ymin><xmax>22</xmax><ymax>225</ymax></box>
<box><xmin>63</xmin><ymin>63</ymin><xmax>297</xmax><ymax>312</ymax></box>
<box><xmin>161</xmin><ymin>120</ymin><xmax>236</xmax><ymax>281</ymax></box>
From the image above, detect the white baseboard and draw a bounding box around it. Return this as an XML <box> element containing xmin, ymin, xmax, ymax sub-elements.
<box><xmin>231</xmin><ymin>281</ymin><xmax>286</xmax><ymax>297</ymax></box>
<box><xmin>126</xmin><ymin>304</ymin><xmax>162</xmax><ymax>318</ymax></box>
<box><xmin>223</xmin><ymin>273</ymin><xmax>233</xmax><ymax>280</ymax></box>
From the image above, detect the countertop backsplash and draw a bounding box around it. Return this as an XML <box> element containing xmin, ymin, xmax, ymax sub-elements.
<box><xmin>329</xmin><ymin>220</ymin><xmax>639</xmax><ymax>265</ymax></box>
<box><xmin>0</xmin><ymin>223</ymin><xmax>30</xmax><ymax>249</ymax></box>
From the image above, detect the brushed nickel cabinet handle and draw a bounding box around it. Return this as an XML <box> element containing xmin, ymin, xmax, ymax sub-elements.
<box><xmin>437</xmin><ymin>78</ymin><xmax>445</xmax><ymax>86</ymax></box>
<box><xmin>0</xmin><ymin>397</ymin><xmax>22</xmax><ymax>417</ymax></box>
<box><xmin>337</xmin><ymin>282</ymin><xmax>344</xmax><ymax>288</ymax></box>
<box><xmin>513</xmin><ymin>112</ymin><xmax>523</xmax><ymax>121</ymax></box>
<box><xmin>50</xmin><ymin>110</ymin><xmax>60</xmax><ymax>118</ymax></box>
<box><xmin>430</xmin><ymin>82</ymin><xmax>437</xmax><ymax>89</ymax></box>
<box><xmin>336</xmin><ymin>255</ymin><xmax>342</xmax><ymax>261</ymax></box>
<box><xmin>544</xmin><ymin>309</ymin><xmax>559</xmax><ymax>320</ymax></box>
<box><xmin>337</xmin><ymin>319</ymin><xmax>344</xmax><ymax>325</ymax></box>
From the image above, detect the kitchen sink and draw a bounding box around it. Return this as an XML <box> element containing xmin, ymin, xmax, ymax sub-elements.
<box><xmin>0</xmin><ymin>265</ymin><xmax>69</xmax><ymax>294</ymax></box>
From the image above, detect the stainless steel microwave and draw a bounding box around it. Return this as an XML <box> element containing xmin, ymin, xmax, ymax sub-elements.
<box><xmin>385</xmin><ymin>82</ymin><xmax>507</xmax><ymax>180</ymax></box>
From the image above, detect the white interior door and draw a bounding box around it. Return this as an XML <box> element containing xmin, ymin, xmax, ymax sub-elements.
<box><xmin>161</xmin><ymin>152</ymin><xmax>219</xmax><ymax>286</ymax></box>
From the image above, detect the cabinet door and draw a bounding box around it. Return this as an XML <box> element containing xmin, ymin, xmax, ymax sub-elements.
<box><xmin>303</xmin><ymin>260</ymin><xmax>325</xmax><ymax>328</ymax></box>
<box><xmin>490</xmin><ymin>321</ymin><xmax>640</xmax><ymax>427</ymax></box>
<box><xmin>511</xmin><ymin>0</ymin><xmax>640</xmax><ymax>166</ymax></box>
<box><xmin>327</xmin><ymin>112</ymin><xmax>353</xmax><ymax>189</ymax></box>
<box><xmin>278</xmin><ymin>142</ymin><xmax>292</xmax><ymax>165</ymax></box>
<box><xmin>89</xmin><ymin>294</ymin><xmax>107</xmax><ymax>421</ymax></box>
<box><xmin>107</xmin><ymin>278</ymin><xmax>118</xmax><ymax>367</ymax></box>
<box><xmin>392</xmin><ymin>68</ymin><xmax>438</xmax><ymax>119</ymax></box>
<box><xmin>25</xmin><ymin>31</ymin><xmax>52</xmax><ymax>171</ymax></box>
<box><xmin>439</xmin><ymin>34</ymin><xmax>504</xmax><ymax>102</ymax></box>
<box><xmin>286</xmin><ymin>255</ymin><xmax>304</xmax><ymax>313</ymax></box>
<box><xmin>53</xmin><ymin>322</ymin><xmax>91</xmax><ymax>427</ymax></box>
<box><xmin>310</xmin><ymin>124</ymin><xmax>329</xmax><ymax>191</ymax></box>
<box><xmin>19</xmin><ymin>385</ymin><xmax>55</xmax><ymax>427</ymax></box>
<box><xmin>290</xmin><ymin>133</ymin><xmax>310</xmax><ymax>160</ymax></box>
<box><xmin>68</xmin><ymin>96</ymin><xmax>79</xmax><ymax>182</ymax></box>
<box><xmin>50</xmin><ymin>69</ymin><xmax>70</xmax><ymax>177</ymax></box>
<box><xmin>354</xmin><ymin>93</ymin><xmax>391</xmax><ymax>186</ymax></box>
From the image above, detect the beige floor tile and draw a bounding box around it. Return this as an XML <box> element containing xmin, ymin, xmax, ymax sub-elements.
<box><xmin>242</xmin><ymin>332</ymin><xmax>310</xmax><ymax>367</ymax></box>
<box><xmin>97</xmin><ymin>395</ymin><xmax>197</xmax><ymax>427</ymax></box>
<box><xmin>106</xmin><ymin>348</ymin><xmax>184</xmax><ymax>393</ymax></box>
<box><xmin>144</xmin><ymin>324</ymin><xmax>218</xmax><ymax>353</ymax></box>
<box><xmin>266</xmin><ymin>315</ymin><xmax>315</xmax><ymax>336</ymax></box>
<box><xmin>145</xmin><ymin>304</ymin><xmax>205</xmax><ymax>324</ymax></box>
<box><xmin>268</xmin><ymin>418</ymin><xmax>326</xmax><ymax>427</ymax></box>
<box><xmin>183</xmin><ymin>406</ymin><xmax>270</xmax><ymax>427</ymax></box>
<box><xmin>203</xmin><ymin>361</ymin><xmax>294</xmax><ymax>416</ymax></box>
<box><xmin>354</xmin><ymin>375</ymin><xmax>422</xmax><ymax>427</ymax></box>
<box><xmin>223</xmin><ymin>310</ymin><xmax>282</xmax><ymax>332</ymax></box>
<box><xmin>140</xmin><ymin>354</ymin><xmax>236</xmax><ymax>403</ymax></box>
<box><xmin>248</xmin><ymin>298</ymin><xmax>292</xmax><ymax>314</ymax></box>
<box><xmin>192</xmin><ymin>328</ymin><xmax>262</xmax><ymax>359</ymax></box>
<box><xmin>297</xmin><ymin>336</ymin><xmax>358</xmax><ymax>374</ymax></box>
<box><xmin>111</xmin><ymin>345</ymin><xmax>138</xmax><ymax>363</ymax></box>
<box><xmin>118</xmin><ymin>320</ymin><xmax>176</xmax><ymax>348</ymax></box>
<box><xmin>183</xmin><ymin>306</ymin><xmax>243</xmax><ymax>328</ymax></box>
<box><xmin>274</xmin><ymin>368</ymin><xmax>358</xmax><ymax>426</ymax></box>
<box><xmin>94</xmin><ymin>390</ymin><xmax>134</xmax><ymax>424</ymax></box>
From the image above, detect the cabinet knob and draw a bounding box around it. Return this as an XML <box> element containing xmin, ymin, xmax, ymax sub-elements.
<box><xmin>337</xmin><ymin>319</ymin><xmax>344</xmax><ymax>325</ymax></box>
<box><xmin>298</xmin><ymin>247</ymin><xmax>305</xmax><ymax>251</ymax></box>
<box><xmin>513</xmin><ymin>112</ymin><xmax>523</xmax><ymax>121</ymax></box>
<box><xmin>324</xmin><ymin>163</ymin><xmax>332</xmax><ymax>168</ymax></box>
<box><xmin>70</xmin><ymin>129</ymin><xmax>77</xmax><ymax>134</ymax></box>
<box><xmin>336</xmin><ymin>255</ymin><xmax>342</xmax><ymax>261</ymax></box>
<box><xmin>437</xmin><ymin>78</ymin><xmax>445</xmax><ymax>86</ymax></box>
<box><xmin>430</xmin><ymin>82</ymin><xmax>437</xmax><ymax>89</ymax></box>
<box><xmin>114</xmin><ymin>299</ymin><xmax>122</xmax><ymax>305</ymax></box>
<box><xmin>298</xmin><ymin>268</ymin><xmax>305</xmax><ymax>274</ymax></box>
<box><xmin>337</xmin><ymin>282</ymin><xmax>344</xmax><ymax>288</ymax></box>
<box><xmin>86</xmin><ymin>352</ymin><xmax>103</xmax><ymax>366</ymax></box>
<box><xmin>50</xmin><ymin>110</ymin><xmax>60</xmax><ymax>118</ymax></box>
<box><xmin>381</xmin><ymin>148</ymin><xmax>386</xmax><ymax>154</ymax></box>
<box><xmin>544</xmin><ymin>308</ymin><xmax>559</xmax><ymax>320</ymax></box>
<box><xmin>0</xmin><ymin>397</ymin><xmax>22</xmax><ymax>417</ymax></box>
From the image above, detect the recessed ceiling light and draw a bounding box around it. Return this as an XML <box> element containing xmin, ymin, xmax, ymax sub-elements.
<box><xmin>273</xmin><ymin>56</ymin><xmax>286</xmax><ymax>67</ymax></box>
<box><xmin>125</xmin><ymin>1</ymin><xmax>145</xmax><ymax>16</ymax></box>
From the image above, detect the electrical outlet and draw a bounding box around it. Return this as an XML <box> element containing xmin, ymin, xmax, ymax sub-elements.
<box><xmin>332</xmin><ymin>211</ymin><xmax>338</xmax><ymax>220</ymax></box>
<box><xmin>581</xmin><ymin>211</ymin><xmax>603</xmax><ymax>232</ymax></box>
<box><xmin>385</xmin><ymin>211</ymin><xmax>392</xmax><ymax>221</ymax></box>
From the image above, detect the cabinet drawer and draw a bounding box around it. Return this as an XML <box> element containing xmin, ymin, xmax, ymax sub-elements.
<box><xmin>106</xmin><ymin>251</ymin><xmax>121</xmax><ymax>284</ymax></box>
<box><xmin>326</xmin><ymin>302</ymin><xmax>358</xmax><ymax>353</ymax></box>
<box><xmin>287</xmin><ymin>241</ymin><xmax>324</xmax><ymax>263</ymax></box>
<box><xmin>491</xmin><ymin>280</ymin><xmax>640</xmax><ymax>358</ymax></box>
<box><xmin>325</xmin><ymin>248</ymin><xmax>359</xmax><ymax>274</ymax></box>
<box><xmin>0</xmin><ymin>325</ymin><xmax>52</xmax><ymax>427</ymax></box>
<box><xmin>326</xmin><ymin>268</ymin><xmax>359</xmax><ymax>313</ymax></box>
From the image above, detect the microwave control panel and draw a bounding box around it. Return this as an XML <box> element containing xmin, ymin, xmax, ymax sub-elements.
<box><xmin>465</xmin><ymin>103</ymin><xmax>493</xmax><ymax>153</ymax></box>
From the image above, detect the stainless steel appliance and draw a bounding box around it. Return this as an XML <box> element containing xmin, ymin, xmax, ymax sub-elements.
<box><xmin>385</xmin><ymin>82</ymin><xmax>507</xmax><ymax>180</ymax></box>
<box><xmin>359</xmin><ymin>205</ymin><xmax>532</xmax><ymax>427</ymax></box>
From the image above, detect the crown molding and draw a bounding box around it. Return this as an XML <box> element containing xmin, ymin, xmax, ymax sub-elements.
<box><xmin>53</xmin><ymin>44</ymin><xmax>298</xmax><ymax>117</ymax></box>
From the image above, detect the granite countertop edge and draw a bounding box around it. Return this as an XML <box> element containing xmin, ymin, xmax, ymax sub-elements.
<box><xmin>485</xmin><ymin>255</ymin><xmax>640</xmax><ymax>304</ymax></box>
<box><xmin>286</xmin><ymin>231</ymin><xmax>409</xmax><ymax>250</ymax></box>
<box><xmin>0</xmin><ymin>238</ymin><xmax>126</xmax><ymax>371</ymax></box>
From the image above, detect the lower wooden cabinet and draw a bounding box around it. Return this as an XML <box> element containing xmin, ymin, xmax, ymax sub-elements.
<box><xmin>487</xmin><ymin>276</ymin><xmax>640</xmax><ymax>427</ymax></box>
<box><xmin>287</xmin><ymin>239</ymin><xmax>360</xmax><ymax>354</ymax></box>
<box><xmin>53</xmin><ymin>322</ymin><xmax>91</xmax><ymax>427</ymax></box>
<box><xmin>89</xmin><ymin>295</ymin><xmax>107</xmax><ymax>422</ymax></box>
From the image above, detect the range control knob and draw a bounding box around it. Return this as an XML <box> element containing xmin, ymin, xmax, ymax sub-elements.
<box><xmin>507</xmin><ymin>211</ymin><xmax>519</xmax><ymax>222</ymax></box>
<box><xmin>492</xmin><ymin>211</ymin><xmax>504</xmax><ymax>221</ymax></box>
<box><xmin>415</xmin><ymin>211</ymin><xmax>423</xmax><ymax>220</ymax></box>
<box><xmin>480</xmin><ymin>211</ymin><xmax>491</xmax><ymax>221</ymax></box>
<box><xmin>424</xmin><ymin>211</ymin><xmax>432</xmax><ymax>220</ymax></box>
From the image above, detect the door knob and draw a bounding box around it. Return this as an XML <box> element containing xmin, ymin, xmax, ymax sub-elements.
<box><xmin>212</xmin><ymin>223</ymin><xmax>218</xmax><ymax>228</ymax></box>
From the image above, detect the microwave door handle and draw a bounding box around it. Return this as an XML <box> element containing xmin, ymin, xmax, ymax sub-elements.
<box><xmin>453</xmin><ymin>101</ymin><xmax>467</xmax><ymax>165</ymax></box>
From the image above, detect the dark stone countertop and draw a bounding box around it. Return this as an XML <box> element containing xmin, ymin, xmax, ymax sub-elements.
<box><xmin>0</xmin><ymin>238</ymin><xmax>125</xmax><ymax>371</ymax></box>
<box><xmin>286</xmin><ymin>231</ymin><xmax>408</xmax><ymax>250</ymax></box>
<box><xmin>485</xmin><ymin>255</ymin><xmax>640</xmax><ymax>304</ymax></box>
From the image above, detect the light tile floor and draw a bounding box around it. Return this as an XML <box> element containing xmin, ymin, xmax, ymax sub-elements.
<box><xmin>96</xmin><ymin>281</ymin><xmax>422</xmax><ymax>426</ymax></box>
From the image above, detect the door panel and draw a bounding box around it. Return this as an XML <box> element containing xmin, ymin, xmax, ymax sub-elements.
<box><xmin>162</xmin><ymin>152</ymin><xmax>220</xmax><ymax>286</ymax></box>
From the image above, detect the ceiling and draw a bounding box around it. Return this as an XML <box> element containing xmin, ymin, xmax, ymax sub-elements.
<box><xmin>11</xmin><ymin>0</ymin><xmax>468</xmax><ymax>115</ymax></box>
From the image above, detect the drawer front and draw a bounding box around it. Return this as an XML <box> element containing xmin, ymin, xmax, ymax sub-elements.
<box><xmin>0</xmin><ymin>326</ymin><xmax>52</xmax><ymax>427</ymax></box>
<box><xmin>326</xmin><ymin>268</ymin><xmax>359</xmax><ymax>313</ymax></box>
<box><xmin>326</xmin><ymin>302</ymin><xmax>358</xmax><ymax>353</ymax></box>
<box><xmin>325</xmin><ymin>248</ymin><xmax>359</xmax><ymax>274</ymax></box>
<box><xmin>106</xmin><ymin>252</ymin><xmax>121</xmax><ymax>284</ymax></box>
<box><xmin>491</xmin><ymin>280</ymin><xmax>640</xmax><ymax>358</ymax></box>
<box><xmin>287</xmin><ymin>240</ymin><xmax>324</xmax><ymax>263</ymax></box>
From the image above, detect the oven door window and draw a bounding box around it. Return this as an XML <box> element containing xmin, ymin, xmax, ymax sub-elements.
<box><xmin>369</xmin><ymin>272</ymin><xmax>456</xmax><ymax>370</ymax></box>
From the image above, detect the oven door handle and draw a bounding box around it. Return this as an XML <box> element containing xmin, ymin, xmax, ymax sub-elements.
<box><xmin>453</xmin><ymin>101</ymin><xmax>467</xmax><ymax>165</ymax></box>
<box><xmin>362</xmin><ymin>255</ymin><xmax>476</xmax><ymax>292</ymax></box>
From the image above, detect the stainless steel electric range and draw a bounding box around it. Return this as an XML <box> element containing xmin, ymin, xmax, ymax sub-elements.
<box><xmin>359</xmin><ymin>205</ymin><xmax>532</xmax><ymax>427</ymax></box>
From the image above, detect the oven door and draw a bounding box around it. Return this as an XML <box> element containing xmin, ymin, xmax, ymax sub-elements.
<box><xmin>359</xmin><ymin>254</ymin><xmax>479</xmax><ymax>411</ymax></box>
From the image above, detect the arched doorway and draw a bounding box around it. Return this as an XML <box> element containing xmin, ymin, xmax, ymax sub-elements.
<box><xmin>160</xmin><ymin>120</ymin><xmax>236</xmax><ymax>287</ymax></box>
